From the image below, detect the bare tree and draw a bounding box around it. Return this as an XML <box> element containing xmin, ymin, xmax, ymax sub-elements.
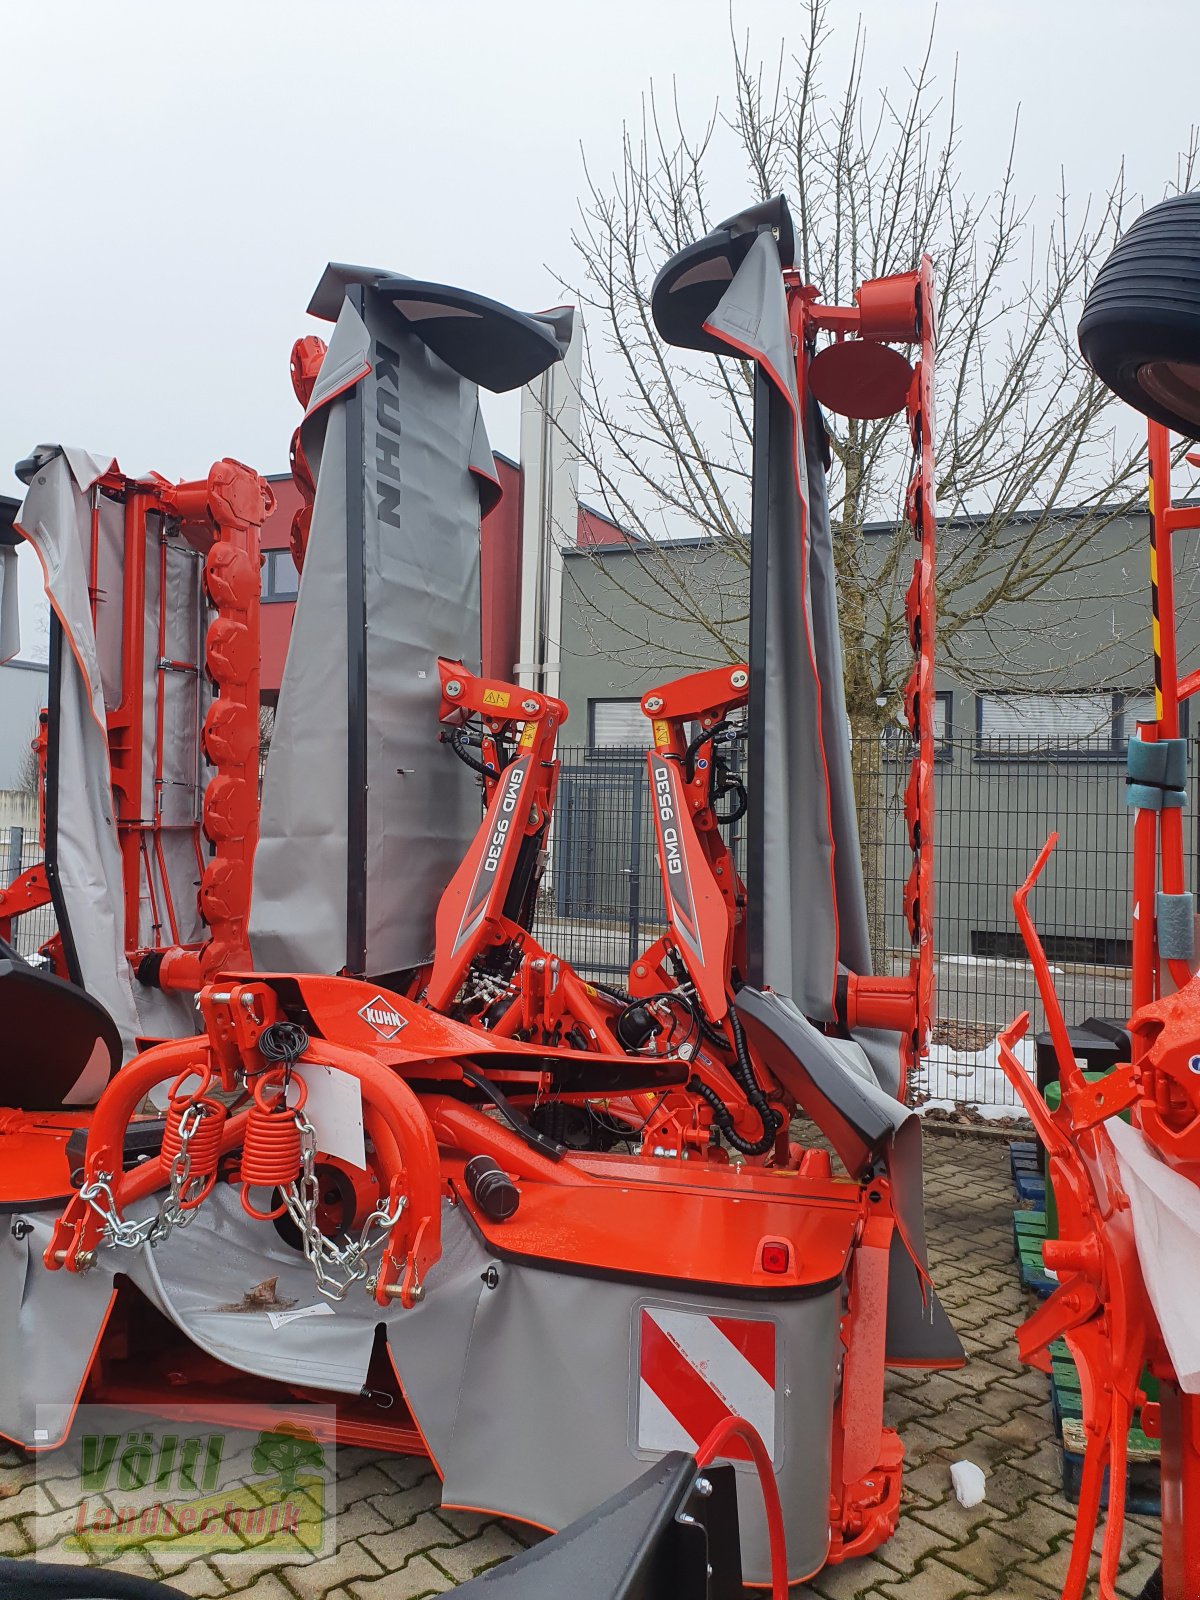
<box><xmin>13</xmin><ymin>715</ymin><xmax>40</xmax><ymax>800</ymax></box>
<box><xmin>562</xmin><ymin>2</ymin><xmax>1199</xmax><ymax>958</ymax></box>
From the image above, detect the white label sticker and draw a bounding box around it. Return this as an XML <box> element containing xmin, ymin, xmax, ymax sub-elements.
<box><xmin>266</xmin><ymin>1302</ymin><xmax>337</xmax><ymax>1330</ymax></box>
<box><xmin>289</xmin><ymin>1063</ymin><xmax>367</xmax><ymax>1170</ymax></box>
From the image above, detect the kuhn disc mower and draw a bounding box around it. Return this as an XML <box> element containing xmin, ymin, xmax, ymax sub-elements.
<box><xmin>0</xmin><ymin>197</ymin><xmax>960</xmax><ymax>1591</ymax></box>
<box><xmin>1002</xmin><ymin>191</ymin><xmax>1200</xmax><ymax>1600</ymax></box>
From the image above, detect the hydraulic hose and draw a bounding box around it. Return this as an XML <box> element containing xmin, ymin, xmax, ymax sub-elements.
<box><xmin>728</xmin><ymin>1004</ymin><xmax>783</xmax><ymax>1142</ymax></box>
<box><xmin>682</xmin><ymin>720</ymin><xmax>729</xmax><ymax>782</ymax></box>
<box><xmin>688</xmin><ymin>1076</ymin><xmax>776</xmax><ymax>1158</ymax></box>
<box><xmin>443</xmin><ymin>726</ymin><xmax>499</xmax><ymax>780</ymax></box>
<box><xmin>683</xmin><ymin>1003</ymin><xmax>782</xmax><ymax>1157</ymax></box>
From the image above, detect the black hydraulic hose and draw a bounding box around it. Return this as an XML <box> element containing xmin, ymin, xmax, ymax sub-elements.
<box><xmin>688</xmin><ymin>1076</ymin><xmax>776</xmax><ymax>1157</ymax></box>
<box><xmin>728</xmin><ymin>1004</ymin><xmax>784</xmax><ymax>1147</ymax></box>
<box><xmin>458</xmin><ymin>1065</ymin><xmax>568</xmax><ymax>1161</ymax></box>
<box><xmin>682</xmin><ymin>719</ymin><xmax>730</xmax><ymax>783</ymax></box>
<box><xmin>443</xmin><ymin>726</ymin><xmax>499</xmax><ymax>780</ymax></box>
<box><xmin>711</xmin><ymin>771</ymin><xmax>748</xmax><ymax>824</ymax></box>
<box><xmin>592</xmin><ymin>979</ymin><xmax>634</xmax><ymax>1005</ymax></box>
<box><xmin>677</xmin><ymin>1000</ymin><xmax>781</xmax><ymax>1158</ymax></box>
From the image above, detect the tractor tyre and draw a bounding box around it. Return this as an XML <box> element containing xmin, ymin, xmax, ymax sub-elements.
<box><xmin>1078</xmin><ymin>191</ymin><xmax>1200</xmax><ymax>438</ymax></box>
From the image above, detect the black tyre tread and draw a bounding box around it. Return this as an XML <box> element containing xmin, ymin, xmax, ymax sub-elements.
<box><xmin>1078</xmin><ymin>193</ymin><xmax>1200</xmax><ymax>436</ymax></box>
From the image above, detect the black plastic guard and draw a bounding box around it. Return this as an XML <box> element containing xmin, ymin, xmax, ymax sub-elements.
<box><xmin>735</xmin><ymin>985</ymin><xmax>900</xmax><ymax>1178</ymax></box>
<box><xmin>445</xmin><ymin>1454</ymin><xmax>743</xmax><ymax>1599</ymax></box>
<box><xmin>0</xmin><ymin>955</ymin><xmax>121</xmax><ymax>1110</ymax></box>
<box><xmin>0</xmin><ymin>1558</ymin><xmax>186</xmax><ymax>1597</ymax></box>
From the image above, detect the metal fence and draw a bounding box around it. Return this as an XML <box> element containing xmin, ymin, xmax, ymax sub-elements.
<box><xmin>2</xmin><ymin>733</ymin><xmax>1180</xmax><ymax>1111</ymax></box>
<box><xmin>0</xmin><ymin>818</ymin><xmax>57</xmax><ymax>958</ymax></box>
<box><xmin>533</xmin><ymin>734</ymin><xmax>1188</xmax><ymax>1110</ymax></box>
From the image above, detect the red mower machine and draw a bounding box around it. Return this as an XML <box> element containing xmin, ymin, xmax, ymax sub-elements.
<box><xmin>1</xmin><ymin>198</ymin><xmax>959</xmax><ymax>1594</ymax></box>
<box><xmin>1001</xmin><ymin>192</ymin><xmax>1200</xmax><ymax>1600</ymax></box>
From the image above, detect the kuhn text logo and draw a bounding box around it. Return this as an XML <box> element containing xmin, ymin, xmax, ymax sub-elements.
<box><xmin>358</xmin><ymin>996</ymin><xmax>406</xmax><ymax>1040</ymax></box>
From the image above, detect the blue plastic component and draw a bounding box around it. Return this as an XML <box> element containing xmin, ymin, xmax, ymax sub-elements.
<box><xmin>1126</xmin><ymin>735</ymin><xmax>1188</xmax><ymax>810</ymax></box>
<box><xmin>1157</xmin><ymin>891</ymin><xmax>1195</xmax><ymax>962</ymax></box>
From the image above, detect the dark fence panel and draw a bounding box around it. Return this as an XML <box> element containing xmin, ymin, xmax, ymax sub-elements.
<box><xmin>1</xmin><ymin>820</ymin><xmax>57</xmax><ymax>959</ymax></box>
<box><xmin>533</xmin><ymin>734</ymin><xmax>1185</xmax><ymax>1110</ymax></box>
<box><xmin>2</xmin><ymin>731</ymin><xmax>1175</xmax><ymax>1112</ymax></box>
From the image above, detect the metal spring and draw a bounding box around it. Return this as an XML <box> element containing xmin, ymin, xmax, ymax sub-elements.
<box><xmin>239</xmin><ymin>1073</ymin><xmax>306</xmax><ymax>1220</ymax></box>
<box><xmin>161</xmin><ymin>1095</ymin><xmax>227</xmax><ymax>1206</ymax></box>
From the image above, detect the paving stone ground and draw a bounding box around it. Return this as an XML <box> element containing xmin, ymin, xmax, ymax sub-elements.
<box><xmin>0</xmin><ymin>1131</ymin><xmax>1160</xmax><ymax>1598</ymax></box>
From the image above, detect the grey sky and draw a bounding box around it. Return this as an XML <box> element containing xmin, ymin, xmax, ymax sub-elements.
<box><xmin>4</xmin><ymin>0</ymin><xmax>1194</xmax><ymax>654</ymax></box>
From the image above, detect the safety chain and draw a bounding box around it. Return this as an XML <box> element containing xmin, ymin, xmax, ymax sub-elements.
<box><xmin>78</xmin><ymin>1103</ymin><xmax>210</xmax><ymax>1257</ymax></box>
<box><xmin>76</xmin><ymin>1078</ymin><xmax>405</xmax><ymax>1303</ymax></box>
<box><xmin>279</xmin><ymin>1110</ymin><xmax>407</xmax><ymax>1301</ymax></box>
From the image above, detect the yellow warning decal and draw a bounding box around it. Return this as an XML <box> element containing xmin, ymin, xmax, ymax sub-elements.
<box><xmin>653</xmin><ymin>719</ymin><xmax>671</xmax><ymax>748</ymax></box>
<box><xmin>519</xmin><ymin>721</ymin><xmax>537</xmax><ymax>748</ymax></box>
<box><xmin>482</xmin><ymin>689</ymin><xmax>511</xmax><ymax>708</ymax></box>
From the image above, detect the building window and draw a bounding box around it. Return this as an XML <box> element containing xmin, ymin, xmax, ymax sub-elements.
<box><xmin>588</xmin><ymin>698</ymin><xmax>648</xmax><ymax>751</ymax></box>
<box><xmin>974</xmin><ymin>691</ymin><xmax>1180</xmax><ymax>758</ymax></box>
<box><xmin>884</xmin><ymin>690</ymin><xmax>953</xmax><ymax>759</ymax></box>
<box><xmin>261</xmin><ymin>549</ymin><xmax>300</xmax><ymax>603</ymax></box>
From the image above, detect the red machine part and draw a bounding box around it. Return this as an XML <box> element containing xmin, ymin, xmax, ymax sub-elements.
<box><xmin>424</xmin><ymin>660</ymin><xmax>621</xmax><ymax>1050</ymax></box>
<box><xmin>10</xmin><ymin>458</ymin><xmax>273</xmax><ymax>988</ymax></box>
<box><xmin>629</xmin><ymin>265</ymin><xmax>939</xmax><ymax>1114</ymax></box>
<box><xmin>153</xmin><ymin>460</ymin><xmax>275</xmax><ymax>989</ymax></box>
<box><xmin>789</xmin><ymin>261</ymin><xmax>938</xmax><ymax>1088</ymax></box>
<box><xmin>633</xmin><ymin>662</ymin><xmax>750</xmax><ymax>1021</ymax></box>
<box><xmin>1004</xmin><ymin>794</ymin><xmax>1200</xmax><ymax>1592</ymax></box>
<box><xmin>0</xmin><ymin>713</ymin><xmax>51</xmax><ymax>950</ymax></box>
<box><xmin>45</xmin><ymin>983</ymin><xmax>443</xmax><ymax>1310</ymax></box>
<box><xmin>287</xmin><ymin>334</ymin><xmax>327</xmax><ymax>573</ymax></box>
<box><xmin>160</xmin><ymin>1066</ymin><xmax>226</xmax><ymax>1209</ymax></box>
<box><xmin>239</xmin><ymin>1071</ymin><xmax>304</xmax><ymax>1219</ymax></box>
<box><xmin>999</xmin><ymin>837</ymin><xmax>1151</xmax><ymax>1599</ymax></box>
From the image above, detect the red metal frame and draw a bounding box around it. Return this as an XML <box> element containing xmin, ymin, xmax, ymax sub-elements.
<box><xmin>788</xmin><ymin>261</ymin><xmax>939</xmax><ymax>1085</ymax></box>
<box><xmin>10</xmin><ymin>459</ymin><xmax>273</xmax><ymax>988</ymax></box>
<box><xmin>632</xmin><ymin>662</ymin><xmax>750</xmax><ymax>1022</ymax></box>
<box><xmin>36</xmin><ymin>964</ymin><xmax>904</xmax><ymax>1564</ymax></box>
<box><xmin>422</xmin><ymin>659</ymin><xmax>623</xmax><ymax>1047</ymax></box>
<box><xmin>1001</xmin><ymin>427</ymin><xmax>1200</xmax><ymax>1599</ymax></box>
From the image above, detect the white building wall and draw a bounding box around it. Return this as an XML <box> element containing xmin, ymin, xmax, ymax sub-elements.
<box><xmin>0</xmin><ymin>659</ymin><xmax>48</xmax><ymax>790</ymax></box>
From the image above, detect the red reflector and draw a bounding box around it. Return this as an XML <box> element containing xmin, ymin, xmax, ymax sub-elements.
<box><xmin>760</xmin><ymin>1241</ymin><xmax>790</xmax><ymax>1275</ymax></box>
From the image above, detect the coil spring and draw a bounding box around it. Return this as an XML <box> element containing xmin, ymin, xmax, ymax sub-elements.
<box><xmin>161</xmin><ymin>1067</ymin><xmax>226</xmax><ymax>1208</ymax></box>
<box><xmin>162</xmin><ymin>1096</ymin><xmax>227</xmax><ymax>1206</ymax></box>
<box><xmin>240</xmin><ymin>1073</ymin><xmax>306</xmax><ymax>1221</ymax></box>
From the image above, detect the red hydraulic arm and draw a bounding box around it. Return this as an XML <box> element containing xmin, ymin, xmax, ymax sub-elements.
<box><xmin>425</xmin><ymin>659</ymin><xmax>571</xmax><ymax>1014</ymax></box>
<box><xmin>631</xmin><ymin>662</ymin><xmax>751</xmax><ymax>1023</ymax></box>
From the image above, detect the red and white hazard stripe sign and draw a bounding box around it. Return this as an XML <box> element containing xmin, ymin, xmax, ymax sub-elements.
<box><xmin>636</xmin><ymin>1305</ymin><xmax>777</xmax><ymax>1462</ymax></box>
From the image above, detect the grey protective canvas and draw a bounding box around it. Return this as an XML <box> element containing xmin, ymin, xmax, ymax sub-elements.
<box><xmin>251</xmin><ymin>267</ymin><xmax>570</xmax><ymax>980</ymax></box>
<box><xmin>15</xmin><ymin>448</ymin><xmax>206</xmax><ymax>1053</ymax></box>
<box><xmin>250</xmin><ymin>293</ymin><xmax>485</xmax><ymax>977</ymax></box>
<box><xmin>702</xmin><ymin>228</ymin><xmax>865</xmax><ymax>1022</ymax></box>
<box><xmin>2</xmin><ymin>1197</ymin><xmax>840</xmax><ymax>1585</ymax></box>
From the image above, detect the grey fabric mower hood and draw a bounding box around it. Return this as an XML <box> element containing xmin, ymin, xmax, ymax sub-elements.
<box><xmin>250</xmin><ymin>266</ymin><xmax>571</xmax><ymax>981</ymax></box>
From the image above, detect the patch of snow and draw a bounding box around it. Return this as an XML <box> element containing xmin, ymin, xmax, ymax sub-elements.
<box><xmin>912</xmin><ymin>1035</ymin><xmax>1035</xmax><ymax>1121</ymax></box>
<box><xmin>950</xmin><ymin>1459</ymin><xmax>987</xmax><ymax>1507</ymax></box>
<box><xmin>940</xmin><ymin>954</ymin><xmax>1063</xmax><ymax>975</ymax></box>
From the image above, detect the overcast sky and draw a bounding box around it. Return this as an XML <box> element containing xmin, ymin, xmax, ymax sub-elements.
<box><xmin>4</xmin><ymin>0</ymin><xmax>1194</xmax><ymax>655</ymax></box>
